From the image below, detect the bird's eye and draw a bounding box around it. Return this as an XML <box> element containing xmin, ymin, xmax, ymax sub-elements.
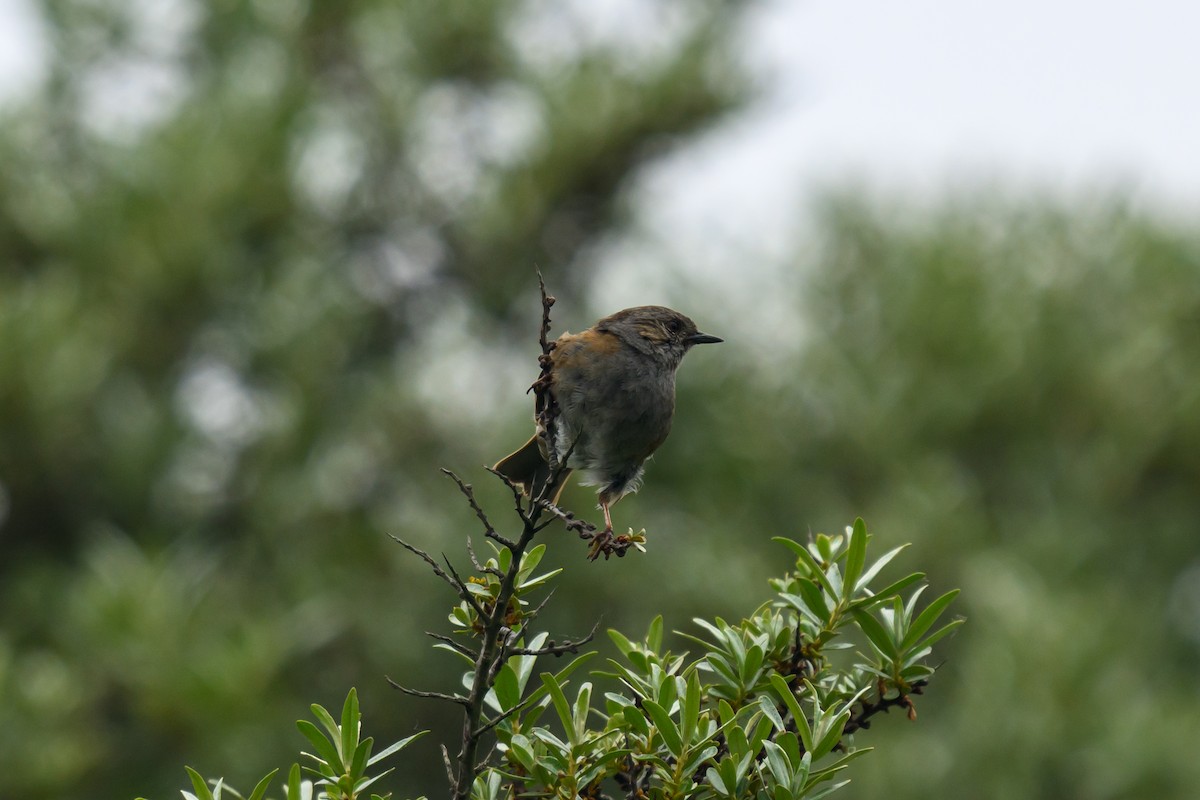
<box><xmin>666</xmin><ymin>319</ymin><xmax>682</xmax><ymax>334</ymax></box>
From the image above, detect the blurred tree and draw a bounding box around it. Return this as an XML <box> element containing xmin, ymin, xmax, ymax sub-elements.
<box><xmin>655</xmin><ymin>192</ymin><xmax>1200</xmax><ymax>799</ymax></box>
<box><xmin>4</xmin><ymin>1</ymin><xmax>1200</xmax><ymax>799</ymax></box>
<box><xmin>0</xmin><ymin>1</ymin><xmax>750</xmax><ymax>798</ymax></box>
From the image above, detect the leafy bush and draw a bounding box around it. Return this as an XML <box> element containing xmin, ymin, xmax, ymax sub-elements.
<box><xmin>168</xmin><ymin>508</ymin><xmax>960</xmax><ymax>800</ymax></box>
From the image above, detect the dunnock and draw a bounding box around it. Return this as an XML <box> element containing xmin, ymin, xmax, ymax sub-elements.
<box><xmin>495</xmin><ymin>305</ymin><xmax>721</xmax><ymax>535</ymax></box>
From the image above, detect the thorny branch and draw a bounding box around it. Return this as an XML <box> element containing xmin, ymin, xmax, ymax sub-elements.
<box><xmin>425</xmin><ymin>631</ymin><xmax>478</xmax><ymax>660</ymax></box>
<box><xmin>442</xmin><ymin>468</ymin><xmax>515</xmax><ymax>550</ymax></box>
<box><xmin>384</xmin><ymin>679</ymin><xmax>469</xmax><ymax>707</ymax></box>
<box><xmin>400</xmin><ymin>473</ymin><xmax>548</xmax><ymax>800</ymax></box>
<box><xmin>508</xmin><ymin>620</ymin><xmax>600</xmax><ymax>657</ymax></box>
<box><xmin>388</xmin><ymin>534</ymin><xmax>489</xmax><ymax>620</ymax></box>
<box><xmin>393</xmin><ymin>277</ymin><xmax>611</xmax><ymax>800</ymax></box>
<box><xmin>839</xmin><ymin>680</ymin><xmax>927</xmax><ymax>742</ymax></box>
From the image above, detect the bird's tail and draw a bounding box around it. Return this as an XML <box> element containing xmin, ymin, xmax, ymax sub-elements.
<box><xmin>493</xmin><ymin>434</ymin><xmax>572</xmax><ymax>504</ymax></box>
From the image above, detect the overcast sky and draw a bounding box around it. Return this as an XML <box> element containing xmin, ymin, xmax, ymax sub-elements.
<box><xmin>2</xmin><ymin>0</ymin><xmax>1196</xmax><ymax>254</ymax></box>
<box><xmin>636</xmin><ymin>0</ymin><xmax>1200</xmax><ymax>260</ymax></box>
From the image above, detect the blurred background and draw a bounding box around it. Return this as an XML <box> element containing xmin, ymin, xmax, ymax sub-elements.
<box><xmin>2</xmin><ymin>1</ymin><xmax>1198</xmax><ymax>798</ymax></box>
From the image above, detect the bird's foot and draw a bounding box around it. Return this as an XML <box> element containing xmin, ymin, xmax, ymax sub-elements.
<box><xmin>586</xmin><ymin>528</ymin><xmax>647</xmax><ymax>561</ymax></box>
<box><xmin>586</xmin><ymin>527</ymin><xmax>613</xmax><ymax>561</ymax></box>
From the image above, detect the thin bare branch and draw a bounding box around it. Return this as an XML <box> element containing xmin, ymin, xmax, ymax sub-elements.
<box><xmin>390</xmin><ymin>535</ymin><xmax>463</xmax><ymax>588</ymax></box>
<box><xmin>465</xmin><ymin>537</ymin><xmax>503</xmax><ymax>577</ymax></box>
<box><xmin>485</xmin><ymin>465</ymin><xmax>529</xmax><ymax>520</ymax></box>
<box><xmin>442</xmin><ymin>469</ymin><xmax>506</xmax><ymax>543</ymax></box>
<box><xmin>441</xmin><ymin>745</ymin><xmax>456</xmax><ymax>789</ymax></box>
<box><xmin>536</xmin><ymin>270</ymin><xmax>555</xmax><ymax>360</ymax></box>
<box><xmin>838</xmin><ymin>679</ymin><xmax>929</xmax><ymax>744</ymax></box>
<box><xmin>442</xmin><ymin>556</ymin><xmax>481</xmax><ymax>608</ymax></box>
<box><xmin>426</xmin><ymin>631</ymin><xmax>479</xmax><ymax>660</ymax></box>
<box><xmin>532</xmin><ymin>274</ymin><xmax>560</xmax><ymax>479</ymax></box>
<box><xmin>509</xmin><ymin>620</ymin><xmax>600</xmax><ymax>657</ymax></box>
<box><xmin>538</xmin><ymin>501</ymin><xmax>597</xmax><ymax>537</ymax></box>
<box><xmin>472</xmin><ymin>702</ymin><xmax>528</xmax><ymax>738</ymax></box>
<box><xmin>390</xmin><ymin>534</ymin><xmax>490</xmax><ymax>618</ymax></box>
<box><xmin>520</xmin><ymin>587</ymin><xmax>556</xmax><ymax>626</ymax></box>
<box><xmin>386</xmin><ymin>677</ymin><xmax>470</xmax><ymax>707</ymax></box>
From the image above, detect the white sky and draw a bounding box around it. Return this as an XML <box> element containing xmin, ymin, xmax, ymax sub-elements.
<box><xmin>651</xmin><ymin>0</ymin><xmax>1200</xmax><ymax>242</ymax></box>
<box><xmin>2</xmin><ymin>0</ymin><xmax>1196</xmax><ymax>243</ymax></box>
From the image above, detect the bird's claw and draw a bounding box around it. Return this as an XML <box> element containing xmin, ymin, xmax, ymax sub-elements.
<box><xmin>586</xmin><ymin>528</ymin><xmax>647</xmax><ymax>561</ymax></box>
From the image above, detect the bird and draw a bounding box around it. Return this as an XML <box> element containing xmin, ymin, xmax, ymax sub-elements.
<box><xmin>494</xmin><ymin>305</ymin><xmax>722</xmax><ymax>542</ymax></box>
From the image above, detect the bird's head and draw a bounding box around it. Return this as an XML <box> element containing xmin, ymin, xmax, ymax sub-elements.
<box><xmin>597</xmin><ymin>305</ymin><xmax>723</xmax><ymax>367</ymax></box>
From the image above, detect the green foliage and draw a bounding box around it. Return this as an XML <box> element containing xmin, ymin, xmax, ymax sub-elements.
<box><xmin>3</xmin><ymin>2</ymin><xmax>1200</xmax><ymax>800</ymax></box>
<box><xmin>151</xmin><ymin>517</ymin><xmax>957</xmax><ymax>800</ymax></box>
<box><xmin>435</xmin><ymin>516</ymin><xmax>956</xmax><ymax>800</ymax></box>
<box><xmin>0</xmin><ymin>2</ymin><xmax>751</xmax><ymax>798</ymax></box>
<box><xmin>153</xmin><ymin>689</ymin><xmax>426</xmax><ymax>800</ymax></box>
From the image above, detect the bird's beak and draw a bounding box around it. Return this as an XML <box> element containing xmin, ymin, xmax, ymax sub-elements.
<box><xmin>687</xmin><ymin>332</ymin><xmax>723</xmax><ymax>345</ymax></box>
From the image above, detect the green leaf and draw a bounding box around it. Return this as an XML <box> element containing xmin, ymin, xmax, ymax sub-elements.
<box><xmin>706</xmin><ymin>653</ymin><xmax>740</xmax><ymax>687</ymax></box>
<box><xmin>247</xmin><ymin>769</ymin><xmax>279</xmax><ymax>800</ymax></box>
<box><xmin>707</xmin><ymin>767</ymin><xmax>728</xmax><ymax>796</ymax></box>
<box><xmin>572</xmin><ymin>682</ymin><xmax>592</xmax><ymax>742</ymax></box>
<box><xmin>184</xmin><ymin>767</ymin><xmax>215</xmax><ymax>800</ymax></box>
<box><xmin>682</xmin><ymin>745</ymin><xmax>720</xmax><ymax>779</ymax></box>
<box><xmin>516</xmin><ymin>568</ymin><xmax>562</xmax><ymax>591</ymax></box>
<box><xmin>778</xmin><ymin>592</ymin><xmax>826</xmax><ymax>626</ymax></box>
<box><xmin>742</xmin><ymin>643</ymin><xmax>765</xmax><ymax>686</ymax></box>
<box><xmin>717</xmin><ymin>699</ymin><xmax>736</xmax><ymax>727</ymax></box>
<box><xmin>816</xmin><ymin>533</ymin><xmax>836</xmax><ymax>562</ymax></box>
<box><xmin>539</xmin><ymin>673</ymin><xmax>575</xmax><ymax>736</ymax></box>
<box><xmin>805</xmin><ymin>778</ymin><xmax>852</xmax><ymax>800</ymax></box>
<box><xmin>762</xmin><ymin>740</ymin><xmax>791</xmax><ymax>786</ymax></box>
<box><xmin>842</xmin><ymin>518</ymin><xmax>868</xmax><ymax>597</ymax></box>
<box><xmin>518</xmin><ymin>543</ymin><xmax>545</xmax><ymax>578</ymax></box>
<box><xmin>624</xmin><ymin>704</ymin><xmax>651</xmax><ymax>736</ymax></box>
<box><xmin>368</xmin><ymin>730</ymin><xmax>427</xmax><ymax>766</ymax></box>
<box><xmin>340</xmin><ymin>688</ymin><xmax>360</xmax><ymax>764</ymax></box>
<box><xmin>493</xmin><ymin>662</ymin><xmax>521</xmax><ymax>711</ymax></box>
<box><xmin>658</xmin><ymin>672</ymin><xmax>679</xmax><ymax>715</ymax></box>
<box><xmin>516</xmin><ymin>652</ymin><xmax>593</xmax><ymax>725</ymax></box>
<box><xmin>758</xmin><ymin>695</ymin><xmax>785</xmax><ymax>731</ymax></box>
<box><xmin>793</xmin><ymin>579</ymin><xmax>831</xmax><ymax>621</ymax></box>
<box><xmin>768</xmin><ymin>674</ymin><xmax>804</xmax><ymax>729</ymax></box>
<box><xmin>352</xmin><ymin>768</ymin><xmax>393</xmax><ymax>795</ymax></box>
<box><xmin>902</xmin><ymin>585</ymin><xmax>929</xmax><ymax>625</ymax></box>
<box><xmin>309</xmin><ymin>703</ymin><xmax>341</xmax><ymax>747</ymax></box>
<box><xmin>608</xmin><ymin>628</ymin><xmax>636</xmax><ymax>655</ymax></box>
<box><xmin>349</xmin><ymin>737</ymin><xmax>373</xmax><ymax>780</ymax></box>
<box><xmin>432</xmin><ymin>642</ymin><xmax>476</xmax><ymax>665</ymax></box>
<box><xmin>682</xmin><ymin>671</ymin><xmax>701</xmax><ymax>744</ymax></box>
<box><xmin>297</xmin><ymin>719</ymin><xmax>344</xmax><ymax>772</ymax></box>
<box><xmin>857</xmin><ymin>544</ymin><xmax>909</xmax><ymax>589</ymax></box>
<box><xmin>507</xmin><ymin>733</ymin><xmax>536</xmax><ymax>771</ymax></box>
<box><xmin>285</xmin><ymin>764</ymin><xmax>302</xmax><ymax>800</ymax></box>
<box><xmin>725</xmin><ymin>720</ymin><xmax>750</xmax><ymax>758</ymax></box>
<box><xmin>849</xmin><ymin>573</ymin><xmax>925</xmax><ymax>612</ymax></box>
<box><xmin>900</xmin><ymin>589</ymin><xmax>961</xmax><ymax>652</ymax></box>
<box><xmin>851</xmin><ymin>608</ymin><xmax>899</xmax><ymax>661</ymax></box>
<box><xmin>814</xmin><ymin>709</ymin><xmax>851</xmax><ymax>758</ymax></box>
<box><xmin>513</xmin><ymin>632</ymin><xmax>547</xmax><ymax>681</ymax></box>
<box><xmin>787</xmin><ymin>540</ymin><xmax>839</xmax><ymax>598</ymax></box>
<box><xmin>772</xmin><ymin>537</ymin><xmax>809</xmax><ymax>559</ymax></box>
<box><xmin>793</xmin><ymin>697</ymin><xmax>815</xmax><ymax>756</ymax></box>
<box><xmin>647</xmin><ymin>615</ymin><xmax>664</xmax><ymax>652</ymax></box>
<box><xmin>530</xmin><ymin>727</ymin><xmax>569</xmax><ymax>753</ymax></box>
<box><xmin>913</xmin><ymin>618</ymin><xmax>965</xmax><ymax>651</ymax></box>
<box><xmin>642</xmin><ymin>699</ymin><xmax>683</xmax><ymax>757</ymax></box>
